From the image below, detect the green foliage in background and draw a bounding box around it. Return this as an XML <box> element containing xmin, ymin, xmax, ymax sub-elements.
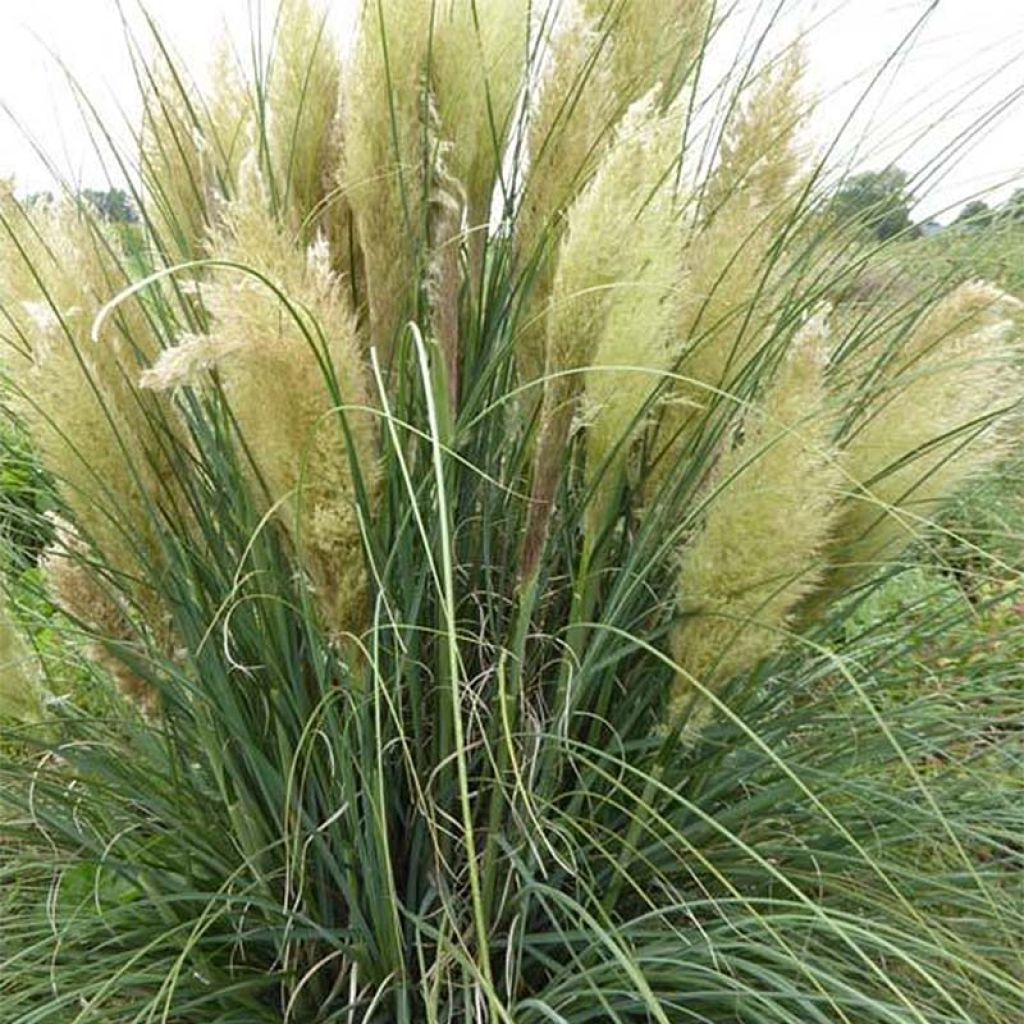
<box><xmin>911</xmin><ymin>220</ymin><xmax>1024</xmax><ymax>298</ymax></box>
<box><xmin>0</xmin><ymin>420</ymin><xmax>52</xmax><ymax>570</ymax></box>
<box><xmin>829</xmin><ymin>166</ymin><xmax>920</xmax><ymax>241</ymax></box>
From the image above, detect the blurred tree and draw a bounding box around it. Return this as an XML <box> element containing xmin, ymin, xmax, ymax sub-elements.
<box><xmin>22</xmin><ymin>190</ymin><xmax>54</xmax><ymax>208</ymax></box>
<box><xmin>21</xmin><ymin>188</ymin><xmax>138</xmax><ymax>224</ymax></box>
<box><xmin>954</xmin><ymin>199</ymin><xmax>994</xmax><ymax>229</ymax></box>
<box><xmin>830</xmin><ymin>167</ymin><xmax>919</xmax><ymax>241</ymax></box>
<box><xmin>81</xmin><ymin>188</ymin><xmax>139</xmax><ymax>224</ymax></box>
<box><xmin>1000</xmin><ymin>187</ymin><xmax>1024</xmax><ymax>223</ymax></box>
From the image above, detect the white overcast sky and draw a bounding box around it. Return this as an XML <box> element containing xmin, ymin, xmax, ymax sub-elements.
<box><xmin>0</xmin><ymin>0</ymin><xmax>1021</xmax><ymax>223</ymax></box>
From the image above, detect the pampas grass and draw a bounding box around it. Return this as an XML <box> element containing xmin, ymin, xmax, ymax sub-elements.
<box><xmin>1</xmin><ymin>3</ymin><xmax>1023</xmax><ymax>1022</ymax></box>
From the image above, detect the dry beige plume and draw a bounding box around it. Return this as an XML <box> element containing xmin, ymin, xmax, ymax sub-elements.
<box><xmin>669</xmin><ymin>312</ymin><xmax>841</xmax><ymax>727</ymax></box>
<box><xmin>0</xmin><ymin>195</ymin><xmax>178</xmax><ymax>638</ymax></box>
<box><xmin>41</xmin><ymin>516</ymin><xmax>156</xmax><ymax>711</ymax></box>
<box><xmin>203</xmin><ymin>38</ymin><xmax>255</xmax><ymax>200</ymax></box>
<box><xmin>143</xmin><ymin>169</ymin><xmax>378</xmax><ymax>639</ymax></box>
<box><xmin>649</xmin><ymin>45</ymin><xmax>810</xmax><ymax>503</ymax></box>
<box><xmin>141</xmin><ymin>54</ymin><xmax>208</xmax><ymax>260</ymax></box>
<box><xmin>342</xmin><ymin>0</ymin><xmax>433</xmax><ymax>364</ymax></box>
<box><xmin>809</xmin><ymin>281</ymin><xmax>1024</xmax><ymax>609</ymax></box>
<box><xmin>267</xmin><ymin>0</ymin><xmax>344</xmax><ymax>238</ymax></box>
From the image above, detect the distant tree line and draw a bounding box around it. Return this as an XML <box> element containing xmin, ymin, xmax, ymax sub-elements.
<box><xmin>23</xmin><ymin>187</ymin><xmax>139</xmax><ymax>225</ymax></box>
<box><xmin>20</xmin><ymin>177</ymin><xmax>1024</xmax><ymax>243</ymax></box>
<box><xmin>829</xmin><ymin>168</ymin><xmax>1024</xmax><ymax>242</ymax></box>
<box><xmin>951</xmin><ymin>189</ymin><xmax>1024</xmax><ymax>229</ymax></box>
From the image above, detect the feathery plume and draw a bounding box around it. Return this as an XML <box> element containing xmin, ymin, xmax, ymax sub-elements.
<box><xmin>515</xmin><ymin>2</ymin><xmax>616</xmax><ymax>385</ymax></box>
<box><xmin>581</xmin><ymin>103</ymin><xmax>685</xmax><ymax>537</ymax></box>
<box><xmin>669</xmin><ymin>313</ymin><xmax>841</xmax><ymax>725</ymax></box>
<box><xmin>0</xmin><ymin>195</ymin><xmax>177</xmax><ymax>630</ymax></box>
<box><xmin>646</xmin><ymin>200</ymin><xmax>777</xmax><ymax>503</ymax></box>
<box><xmin>141</xmin><ymin>54</ymin><xmax>208</xmax><ymax>260</ymax></box>
<box><xmin>41</xmin><ymin>517</ymin><xmax>155</xmax><ymax>710</ymax></box>
<box><xmin>203</xmin><ymin>38</ymin><xmax>255</xmax><ymax>199</ymax></box>
<box><xmin>342</xmin><ymin>0</ymin><xmax>433</xmax><ymax>363</ymax></box>
<box><xmin>143</xmin><ymin>170</ymin><xmax>378</xmax><ymax>638</ymax></box>
<box><xmin>423</xmin><ymin>105</ymin><xmax>465</xmax><ymax>415</ymax></box>
<box><xmin>522</xmin><ymin>95</ymin><xmax>682</xmax><ymax>575</ymax></box>
<box><xmin>266</xmin><ymin>0</ymin><xmax>344</xmax><ymax>237</ymax></box>
<box><xmin>703</xmin><ymin>44</ymin><xmax>809</xmax><ymax>217</ymax></box>
<box><xmin>518</xmin><ymin>1</ymin><xmax>711</xmax><ymax>386</ymax></box>
<box><xmin>431</xmin><ymin>0</ymin><xmax>531</xmax><ymax>252</ymax></box>
<box><xmin>581</xmin><ymin>0</ymin><xmax>711</xmax><ymax>108</ymax></box>
<box><xmin>648</xmin><ymin>46</ymin><xmax>810</xmax><ymax>501</ymax></box>
<box><xmin>810</xmin><ymin>282</ymin><xmax>1024</xmax><ymax>607</ymax></box>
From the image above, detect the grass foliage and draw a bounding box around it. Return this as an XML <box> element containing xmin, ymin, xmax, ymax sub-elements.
<box><xmin>0</xmin><ymin>2</ymin><xmax>1022</xmax><ymax>1021</ymax></box>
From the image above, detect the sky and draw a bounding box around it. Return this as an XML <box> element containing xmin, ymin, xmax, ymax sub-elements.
<box><xmin>0</xmin><ymin>0</ymin><xmax>1021</xmax><ymax>223</ymax></box>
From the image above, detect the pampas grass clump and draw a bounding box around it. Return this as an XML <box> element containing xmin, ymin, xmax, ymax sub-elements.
<box><xmin>1</xmin><ymin>3</ymin><xmax>1023</xmax><ymax>1022</ymax></box>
